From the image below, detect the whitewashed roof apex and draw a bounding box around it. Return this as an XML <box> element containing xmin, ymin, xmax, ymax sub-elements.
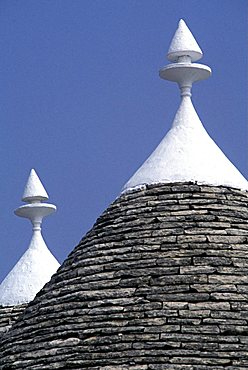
<box><xmin>122</xmin><ymin>20</ymin><xmax>248</xmax><ymax>193</ymax></box>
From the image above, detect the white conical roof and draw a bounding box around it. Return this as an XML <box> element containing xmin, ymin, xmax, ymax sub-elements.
<box><xmin>0</xmin><ymin>169</ymin><xmax>60</xmax><ymax>306</ymax></box>
<box><xmin>122</xmin><ymin>20</ymin><xmax>248</xmax><ymax>193</ymax></box>
<box><xmin>22</xmin><ymin>169</ymin><xmax>49</xmax><ymax>202</ymax></box>
<box><xmin>0</xmin><ymin>232</ymin><xmax>60</xmax><ymax>306</ymax></box>
<box><xmin>123</xmin><ymin>97</ymin><xmax>248</xmax><ymax>191</ymax></box>
<box><xmin>167</xmin><ymin>19</ymin><xmax>203</xmax><ymax>62</ymax></box>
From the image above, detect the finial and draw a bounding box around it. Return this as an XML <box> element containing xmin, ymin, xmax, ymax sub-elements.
<box><xmin>16</xmin><ymin>169</ymin><xmax>55</xmax><ymax>230</ymax></box>
<box><xmin>22</xmin><ymin>169</ymin><xmax>49</xmax><ymax>202</ymax></box>
<box><xmin>167</xmin><ymin>19</ymin><xmax>203</xmax><ymax>62</ymax></box>
<box><xmin>122</xmin><ymin>20</ymin><xmax>248</xmax><ymax>193</ymax></box>
<box><xmin>0</xmin><ymin>170</ymin><xmax>60</xmax><ymax>306</ymax></box>
<box><xmin>160</xmin><ymin>19</ymin><xmax>211</xmax><ymax>97</ymax></box>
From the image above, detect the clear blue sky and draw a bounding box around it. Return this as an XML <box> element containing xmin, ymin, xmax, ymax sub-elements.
<box><xmin>0</xmin><ymin>0</ymin><xmax>247</xmax><ymax>282</ymax></box>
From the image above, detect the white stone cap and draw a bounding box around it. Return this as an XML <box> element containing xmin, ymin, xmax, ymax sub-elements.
<box><xmin>167</xmin><ymin>19</ymin><xmax>203</xmax><ymax>62</ymax></box>
<box><xmin>123</xmin><ymin>97</ymin><xmax>248</xmax><ymax>192</ymax></box>
<box><xmin>0</xmin><ymin>232</ymin><xmax>60</xmax><ymax>306</ymax></box>
<box><xmin>0</xmin><ymin>169</ymin><xmax>60</xmax><ymax>306</ymax></box>
<box><xmin>22</xmin><ymin>169</ymin><xmax>49</xmax><ymax>202</ymax></box>
<box><xmin>122</xmin><ymin>20</ymin><xmax>248</xmax><ymax>193</ymax></box>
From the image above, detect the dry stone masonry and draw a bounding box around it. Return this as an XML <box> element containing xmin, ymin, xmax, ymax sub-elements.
<box><xmin>0</xmin><ymin>305</ymin><xmax>26</xmax><ymax>339</ymax></box>
<box><xmin>0</xmin><ymin>183</ymin><xmax>248</xmax><ymax>369</ymax></box>
<box><xmin>0</xmin><ymin>20</ymin><xmax>248</xmax><ymax>370</ymax></box>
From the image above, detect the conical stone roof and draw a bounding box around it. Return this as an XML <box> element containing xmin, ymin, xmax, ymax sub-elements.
<box><xmin>0</xmin><ymin>183</ymin><xmax>248</xmax><ymax>368</ymax></box>
<box><xmin>1</xmin><ymin>20</ymin><xmax>248</xmax><ymax>370</ymax></box>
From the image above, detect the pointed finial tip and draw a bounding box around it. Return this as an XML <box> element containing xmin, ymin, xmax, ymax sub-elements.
<box><xmin>178</xmin><ymin>19</ymin><xmax>186</xmax><ymax>26</ymax></box>
<box><xmin>167</xmin><ymin>19</ymin><xmax>203</xmax><ymax>62</ymax></box>
<box><xmin>22</xmin><ymin>169</ymin><xmax>49</xmax><ymax>202</ymax></box>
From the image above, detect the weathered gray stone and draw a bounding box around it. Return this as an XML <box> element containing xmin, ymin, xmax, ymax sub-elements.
<box><xmin>0</xmin><ymin>304</ymin><xmax>27</xmax><ymax>339</ymax></box>
<box><xmin>180</xmin><ymin>266</ymin><xmax>216</xmax><ymax>274</ymax></box>
<box><xmin>177</xmin><ymin>235</ymin><xmax>207</xmax><ymax>243</ymax></box>
<box><xmin>188</xmin><ymin>302</ymin><xmax>231</xmax><ymax>310</ymax></box>
<box><xmin>181</xmin><ymin>325</ymin><xmax>220</xmax><ymax>334</ymax></box>
<box><xmin>1</xmin><ymin>183</ymin><xmax>248</xmax><ymax>368</ymax></box>
<box><xmin>209</xmin><ymin>275</ymin><xmax>248</xmax><ymax>284</ymax></box>
<box><xmin>193</xmin><ymin>256</ymin><xmax>232</xmax><ymax>266</ymax></box>
<box><xmin>207</xmin><ymin>235</ymin><xmax>247</xmax><ymax>243</ymax></box>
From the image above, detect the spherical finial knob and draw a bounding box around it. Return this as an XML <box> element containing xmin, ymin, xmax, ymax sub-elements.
<box><xmin>167</xmin><ymin>19</ymin><xmax>203</xmax><ymax>62</ymax></box>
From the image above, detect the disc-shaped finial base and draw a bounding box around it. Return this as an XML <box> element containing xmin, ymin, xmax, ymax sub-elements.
<box><xmin>15</xmin><ymin>203</ymin><xmax>56</xmax><ymax>221</ymax></box>
<box><xmin>159</xmin><ymin>63</ymin><xmax>211</xmax><ymax>84</ymax></box>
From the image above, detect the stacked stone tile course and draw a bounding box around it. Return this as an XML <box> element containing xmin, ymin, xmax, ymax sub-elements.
<box><xmin>0</xmin><ymin>305</ymin><xmax>26</xmax><ymax>338</ymax></box>
<box><xmin>0</xmin><ymin>183</ymin><xmax>248</xmax><ymax>369</ymax></box>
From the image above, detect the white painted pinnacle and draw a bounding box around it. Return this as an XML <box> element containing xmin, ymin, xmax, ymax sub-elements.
<box><xmin>22</xmin><ymin>169</ymin><xmax>49</xmax><ymax>202</ymax></box>
<box><xmin>0</xmin><ymin>233</ymin><xmax>60</xmax><ymax>306</ymax></box>
<box><xmin>0</xmin><ymin>170</ymin><xmax>60</xmax><ymax>306</ymax></box>
<box><xmin>123</xmin><ymin>97</ymin><xmax>248</xmax><ymax>191</ymax></box>
<box><xmin>167</xmin><ymin>19</ymin><xmax>203</xmax><ymax>62</ymax></box>
<box><xmin>122</xmin><ymin>21</ymin><xmax>248</xmax><ymax>193</ymax></box>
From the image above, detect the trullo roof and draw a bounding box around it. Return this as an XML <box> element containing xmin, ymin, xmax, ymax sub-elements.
<box><xmin>0</xmin><ymin>20</ymin><xmax>248</xmax><ymax>370</ymax></box>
